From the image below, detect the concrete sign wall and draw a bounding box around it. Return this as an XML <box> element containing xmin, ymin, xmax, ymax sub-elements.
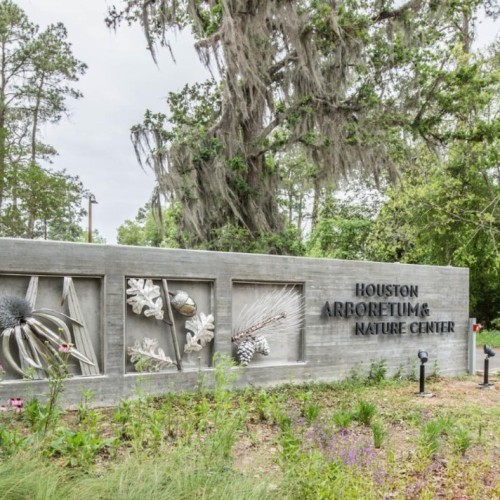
<box><xmin>0</xmin><ymin>239</ymin><xmax>469</xmax><ymax>406</ymax></box>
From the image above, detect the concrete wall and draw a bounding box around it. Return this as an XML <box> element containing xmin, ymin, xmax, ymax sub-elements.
<box><xmin>0</xmin><ymin>238</ymin><xmax>469</xmax><ymax>406</ymax></box>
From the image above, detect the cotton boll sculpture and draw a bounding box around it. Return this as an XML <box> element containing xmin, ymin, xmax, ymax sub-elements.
<box><xmin>0</xmin><ymin>295</ymin><xmax>94</xmax><ymax>376</ymax></box>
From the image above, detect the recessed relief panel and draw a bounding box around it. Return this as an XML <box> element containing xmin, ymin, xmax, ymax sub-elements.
<box><xmin>232</xmin><ymin>282</ymin><xmax>304</xmax><ymax>367</ymax></box>
<box><xmin>0</xmin><ymin>275</ymin><xmax>102</xmax><ymax>380</ymax></box>
<box><xmin>125</xmin><ymin>278</ymin><xmax>214</xmax><ymax>372</ymax></box>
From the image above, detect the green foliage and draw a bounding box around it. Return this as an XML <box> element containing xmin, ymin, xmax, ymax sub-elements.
<box><xmin>367</xmin><ymin>359</ymin><xmax>387</xmax><ymax>385</ymax></box>
<box><xmin>251</xmin><ymin>389</ymin><xmax>285</xmax><ymax>424</ymax></box>
<box><xmin>0</xmin><ymin>427</ymin><xmax>27</xmax><ymax>458</ymax></box>
<box><xmin>476</xmin><ymin>329</ymin><xmax>500</xmax><ymax>348</ymax></box>
<box><xmin>116</xmin><ymin>202</ymin><xmax>180</xmax><ymax>248</ymax></box>
<box><xmin>303</xmin><ymin>402</ymin><xmax>321</xmax><ymax>423</ymax></box>
<box><xmin>0</xmin><ymin>376</ymin><xmax>499</xmax><ymax>498</ymax></box>
<box><xmin>331</xmin><ymin>407</ymin><xmax>355</xmax><ymax>430</ymax></box>
<box><xmin>406</xmin><ymin>357</ymin><xmax>419</xmax><ymax>382</ymax></box>
<box><xmin>0</xmin><ymin>452</ymin><xmax>274</xmax><ymax>500</ymax></box>
<box><xmin>45</xmin><ymin>428</ymin><xmax>111</xmax><ymax>467</ymax></box>
<box><xmin>0</xmin><ymin>164</ymin><xmax>87</xmax><ymax>240</ymax></box>
<box><xmin>0</xmin><ymin>1</ymin><xmax>87</xmax><ymax>240</ymax></box>
<box><xmin>452</xmin><ymin>426</ymin><xmax>472</xmax><ymax>456</ymax></box>
<box><xmin>368</xmin><ymin>144</ymin><xmax>500</xmax><ymax>322</ymax></box>
<box><xmin>371</xmin><ymin>422</ymin><xmax>387</xmax><ymax>449</ymax></box>
<box><xmin>419</xmin><ymin>416</ymin><xmax>455</xmax><ymax>457</ymax></box>
<box><xmin>203</xmin><ymin>222</ymin><xmax>305</xmax><ymax>255</ymax></box>
<box><xmin>354</xmin><ymin>400</ymin><xmax>377</xmax><ymax>426</ymax></box>
<box><xmin>306</xmin><ymin>178</ymin><xmax>384</xmax><ymax>260</ymax></box>
<box><xmin>491</xmin><ymin>318</ymin><xmax>500</xmax><ymax>330</ymax></box>
<box><xmin>111</xmin><ymin>0</ymin><xmax>500</xmax><ymax>255</ymax></box>
<box><xmin>365</xmin><ymin>47</ymin><xmax>500</xmax><ymax>322</ymax></box>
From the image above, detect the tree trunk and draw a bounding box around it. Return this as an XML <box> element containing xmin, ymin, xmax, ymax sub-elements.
<box><xmin>0</xmin><ymin>40</ymin><xmax>7</xmax><ymax>211</ymax></box>
<box><xmin>31</xmin><ymin>72</ymin><xmax>45</xmax><ymax>165</ymax></box>
<box><xmin>311</xmin><ymin>176</ymin><xmax>321</xmax><ymax>231</ymax></box>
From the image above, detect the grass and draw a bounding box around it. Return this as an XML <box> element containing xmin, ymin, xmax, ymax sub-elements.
<box><xmin>477</xmin><ymin>329</ymin><xmax>500</xmax><ymax>348</ymax></box>
<box><xmin>0</xmin><ymin>356</ymin><xmax>499</xmax><ymax>499</ymax></box>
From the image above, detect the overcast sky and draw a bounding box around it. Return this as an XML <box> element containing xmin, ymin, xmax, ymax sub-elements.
<box><xmin>14</xmin><ymin>1</ymin><xmax>499</xmax><ymax>244</ymax></box>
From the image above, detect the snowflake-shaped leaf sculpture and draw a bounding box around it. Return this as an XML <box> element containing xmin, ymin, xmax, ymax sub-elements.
<box><xmin>184</xmin><ymin>313</ymin><xmax>215</xmax><ymax>353</ymax></box>
<box><xmin>126</xmin><ymin>279</ymin><xmax>164</xmax><ymax>320</ymax></box>
<box><xmin>128</xmin><ymin>337</ymin><xmax>174</xmax><ymax>372</ymax></box>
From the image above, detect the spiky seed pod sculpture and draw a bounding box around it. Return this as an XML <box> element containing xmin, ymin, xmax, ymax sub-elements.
<box><xmin>0</xmin><ymin>295</ymin><xmax>94</xmax><ymax>376</ymax></box>
<box><xmin>0</xmin><ymin>296</ymin><xmax>33</xmax><ymax>330</ymax></box>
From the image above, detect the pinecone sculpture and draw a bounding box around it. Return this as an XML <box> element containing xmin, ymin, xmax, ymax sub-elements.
<box><xmin>237</xmin><ymin>339</ymin><xmax>255</xmax><ymax>366</ymax></box>
<box><xmin>253</xmin><ymin>335</ymin><xmax>270</xmax><ymax>356</ymax></box>
<box><xmin>236</xmin><ymin>335</ymin><xmax>271</xmax><ymax>365</ymax></box>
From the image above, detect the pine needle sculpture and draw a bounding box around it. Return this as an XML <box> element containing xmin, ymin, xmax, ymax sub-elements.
<box><xmin>232</xmin><ymin>287</ymin><xmax>303</xmax><ymax>366</ymax></box>
<box><xmin>0</xmin><ymin>295</ymin><xmax>94</xmax><ymax>377</ymax></box>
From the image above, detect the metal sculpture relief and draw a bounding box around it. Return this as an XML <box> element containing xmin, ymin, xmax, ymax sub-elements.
<box><xmin>126</xmin><ymin>278</ymin><xmax>213</xmax><ymax>372</ymax></box>
<box><xmin>232</xmin><ymin>287</ymin><xmax>304</xmax><ymax>366</ymax></box>
<box><xmin>169</xmin><ymin>290</ymin><xmax>197</xmax><ymax>317</ymax></box>
<box><xmin>0</xmin><ymin>292</ymin><xmax>94</xmax><ymax>377</ymax></box>
<box><xmin>126</xmin><ymin>279</ymin><xmax>164</xmax><ymax>319</ymax></box>
<box><xmin>61</xmin><ymin>277</ymin><xmax>100</xmax><ymax>376</ymax></box>
<box><xmin>128</xmin><ymin>337</ymin><xmax>174</xmax><ymax>372</ymax></box>
<box><xmin>184</xmin><ymin>313</ymin><xmax>215</xmax><ymax>353</ymax></box>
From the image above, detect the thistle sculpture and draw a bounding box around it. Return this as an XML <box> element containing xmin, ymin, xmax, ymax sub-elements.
<box><xmin>0</xmin><ymin>295</ymin><xmax>94</xmax><ymax>377</ymax></box>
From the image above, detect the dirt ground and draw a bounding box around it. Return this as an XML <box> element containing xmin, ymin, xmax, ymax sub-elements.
<box><xmin>231</xmin><ymin>374</ymin><xmax>500</xmax><ymax>489</ymax></box>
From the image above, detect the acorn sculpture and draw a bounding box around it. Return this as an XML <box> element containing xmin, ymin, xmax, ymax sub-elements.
<box><xmin>169</xmin><ymin>290</ymin><xmax>197</xmax><ymax>317</ymax></box>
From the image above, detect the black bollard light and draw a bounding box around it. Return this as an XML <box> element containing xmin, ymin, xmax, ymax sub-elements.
<box><xmin>478</xmin><ymin>345</ymin><xmax>496</xmax><ymax>389</ymax></box>
<box><xmin>416</xmin><ymin>349</ymin><xmax>433</xmax><ymax>397</ymax></box>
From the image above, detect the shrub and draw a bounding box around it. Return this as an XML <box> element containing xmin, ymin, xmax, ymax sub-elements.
<box><xmin>368</xmin><ymin>359</ymin><xmax>387</xmax><ymax>384</ymax></box>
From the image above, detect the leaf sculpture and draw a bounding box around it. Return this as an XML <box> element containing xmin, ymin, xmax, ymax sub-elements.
<box><xmin>126</xmin><ymin>279</ymin><xmax>164</xmax><ymax>320</ymax></box>
<box><xmin>184</xmin><ymin>313</ymin><xmax>215</xmax><ymax>353</ymax></box>
<box><xmin>128</xmin><ymin>337</ymin><xmax>174</xmax><ymax>372</ymax></box>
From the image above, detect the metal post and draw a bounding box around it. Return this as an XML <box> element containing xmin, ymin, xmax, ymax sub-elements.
<box><xmin>478</xmin><ymin>355</ymin><xmax>494</xmax><ymax>389</ymax></box>
<box><xmin>483</xmin><ymin>358</ymin><xmax>489</xmax><ymax>386</ymax></box>
<box><xmin>419</xmin><ymin>364</ymin><xmax>425</xmax><ymax>394</ymax></box>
